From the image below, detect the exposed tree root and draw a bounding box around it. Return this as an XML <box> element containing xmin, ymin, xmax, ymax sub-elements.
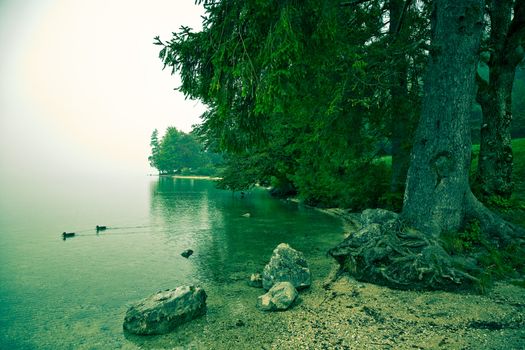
<box><xmin>329</xmin><ymin>211</ymin><xmax>481</xmax><ymax>291</ymax></box>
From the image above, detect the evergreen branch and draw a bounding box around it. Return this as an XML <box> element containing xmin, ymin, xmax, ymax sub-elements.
<box><xmin>238</xmin><ymin>30</ymin><xmax>257</xmax><ymax>83</ymax></box>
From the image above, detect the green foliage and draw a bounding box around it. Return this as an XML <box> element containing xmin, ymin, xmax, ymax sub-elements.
<box><xmin>215</xmin><ymin>154</ymin><xmax>261</xmax><ymax>192</ymax></box>
<box><xmin>155</xmin><ymin>0</ymin><xmax>430</xmax><ymax>209</ymax></box>
<box><xmin>440</xmin><ymin>219</ymin><xmax>525</xmax><ymax>291</ymax></box>
<box><xmin>157</xmin><ymin>1</ymin><xmax>521</xmax><ymax>215</ymax></box>
<box><xmin>293</xmin><ymin>159</ymin><xmax>390</xmax><ymax>209</ymax></box>
<box><xmin>148</xmin><ymin>129</ymin><xmax>161</xmax><ymax>169</ymax></box>
<box><xmin>475</xmin><ymin>242</ymin><xmax>525</xmax><ymax>292</ymax></box>
<box><xmin>485</xmin><ymin>195</ymin><xmax>516</xmax><ymax>211</ymax></box>
<box><xmin>149</xmin><ymin>127</ymin><xmax>222</xmax><ymax>175</ymax></box>
<box><xmin>440</xmin><ymin>220</ymin><xmax>486</xmax><ymax>255</ymax></box>
<box><xmin>510</xmin><ymin>279</ymin><xmax>525</xmax><ymax>288</ymax></box>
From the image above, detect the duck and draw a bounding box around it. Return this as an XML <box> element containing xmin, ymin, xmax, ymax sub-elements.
<box><xmin>96</xmin><ymin>225</ymin><xmax>107</xmax><ymax>231</ymax></box>
<box><xmin>62</xmin><ymin>232</ymin><xmax>75</xmax><ymax>239</ymax></box>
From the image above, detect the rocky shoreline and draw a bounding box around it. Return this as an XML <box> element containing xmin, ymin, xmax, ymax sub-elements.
<box><xmin>126</xmin><ymin>265</ymin><xmax>524</xmax><ymax>349</ymax></box>
<box><xmin>124</xmin><ymin>207</ymin><xmax>525</xmax><ymax>349</ymax></box>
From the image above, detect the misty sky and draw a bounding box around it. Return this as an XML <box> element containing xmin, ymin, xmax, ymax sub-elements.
<box><xmin>0</xmin><ymin>0</ymin><xmax>206</xmax><ymax>181</ymax></box>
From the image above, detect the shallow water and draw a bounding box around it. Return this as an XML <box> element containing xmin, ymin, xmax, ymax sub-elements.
<box><xmin>0</xmin><ymin>176</ymin><xmax>342</xmax><ymax>349</ymax></box>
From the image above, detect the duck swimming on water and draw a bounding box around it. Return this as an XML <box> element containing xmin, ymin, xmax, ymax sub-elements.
<box><xmin>62</xmin><ymin>232</ymin><xmax>75</xmax><ymax>239</ymax></box>
<box><xmin>96</xmin><ymin>225</ymin><xmax>107</xmax><ymax>231</ymax></box>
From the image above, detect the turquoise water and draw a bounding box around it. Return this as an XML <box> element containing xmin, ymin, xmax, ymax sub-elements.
<box><xmin>0</xmin><ymin>176</ymin><xmax>342</xmax><ymax>349</ymax></box>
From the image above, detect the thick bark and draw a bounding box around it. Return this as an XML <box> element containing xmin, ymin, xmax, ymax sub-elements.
<box><xmin>402</xmin><ymin>0</ymin><xmax>485</xmax><ymax>237</ymax></box>
<box><xmin>476</xmin><ymin>66</ymin><xmax>515</xmax><ymax>198</ymax></box>
<box><xmin>476</xmin><ymin>0</ymin><xmax>525</xmax><ymax>199</ymax></box>
<box><xmin>329</xmin><ymin>0</ymin><xmax>524</xmax><ymax>291</ymax></box>
<box><xmin>389</xmin><ymin>0</ymin><xmax>415</xmax><ymax>194</ymax></box>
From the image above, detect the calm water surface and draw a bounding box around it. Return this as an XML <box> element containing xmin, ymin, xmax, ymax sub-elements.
<box><xmin>0</xmin><ymin>176</ymin><xmax>342</xmax><ymax>349</ymax></box>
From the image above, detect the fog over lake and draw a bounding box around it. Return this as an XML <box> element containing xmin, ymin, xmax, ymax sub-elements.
<box><xmin>0</xmin><ymin>0</ymin><xmax>206</xmax><ymax>199</ymax></box>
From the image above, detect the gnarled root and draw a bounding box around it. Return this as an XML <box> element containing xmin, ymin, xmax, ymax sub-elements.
<box><xmin>329</xmin><ymin>218</ymin><xmax>480</xmax><ymax>291</ymax></box>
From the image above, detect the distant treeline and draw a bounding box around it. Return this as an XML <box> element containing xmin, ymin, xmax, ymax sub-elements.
<box><xmin>148</xmin><ymin>127</ymin><xmax>222</xmax><ymax>176</ymax></box>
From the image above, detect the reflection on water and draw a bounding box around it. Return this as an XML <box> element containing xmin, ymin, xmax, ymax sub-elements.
<box><xmin>0</xmin><ymin>176</ymin><xmax>342</xmax><ymax>349</ymax></box>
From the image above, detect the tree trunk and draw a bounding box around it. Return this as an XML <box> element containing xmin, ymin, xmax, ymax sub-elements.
<box><xmin>329</xmin><ymin>0</ymin><xmax>524</xmax><ymax>290</ymax></box>
<box><xmin>389</xmin><ymin>0</ymin><xmax>415</xmax><ymax>194</ymax></box>
<box><xmin>402</xmin><ymin>0</ymin><xmax>484</xmax><ymax>237</ymax></box>
<box><xmin>477</xmin><ymin>64</ymin><xmax>515</xmax><ymax>198</ymax></box>
<box><xmin>476</xmin><ymin>0</ymin><xmax>525</xmax><ymax>199</ymax></box>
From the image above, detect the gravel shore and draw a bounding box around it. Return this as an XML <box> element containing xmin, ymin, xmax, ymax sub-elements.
<box><xmin>125</xmin><ymin>256</ymin><xmax>524</xmax><ymax>350</ymax></box>
<box><xmin>124</xmin><ymin>208</ymin><xmax>525</xmax><ymax>350</ymax></box>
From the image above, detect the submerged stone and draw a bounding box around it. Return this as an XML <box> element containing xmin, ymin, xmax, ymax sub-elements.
<box><xmin>256</xmin><ymin>281</ymin><xmax>298</xmax><ymax>311</ymax></box>
<box><xmin>123</xmin><ymin>285</ymin><xmax>207</xmax><ymax>335</ymax></box>
<box><xmin>181</xmin><ymin>249</ymin><xmax>194</xmax><ymax>258</ymax></box>
<box><xmin>262</xmin><ymin>243</ymin><xmax>311</xmax><ymax>290</ymax></box>
<box><xmin>248</xmin><ymin>273</ymin><xmax>263</xmax><ymax>288</ymax></box>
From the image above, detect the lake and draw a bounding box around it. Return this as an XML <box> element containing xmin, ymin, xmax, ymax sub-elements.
<box><xmin>0</xmin><ymin>176</ymin><xmax>343</xmax><ymax>349</ymax></box>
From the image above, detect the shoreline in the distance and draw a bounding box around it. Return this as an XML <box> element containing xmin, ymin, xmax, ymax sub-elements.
<box><xmin>172</xmin><ymin>175</ymin><xmax>222</xmax><ymax>180</ymax></box>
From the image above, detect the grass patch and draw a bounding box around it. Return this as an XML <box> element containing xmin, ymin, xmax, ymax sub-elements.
<box><xmin>510</xmin><ymin>279</ymin><xmax>525</xmax><ymax>288</ymax></box>
<box><xmin>440</xmin><ymin>220</ymin><xmax>487</xmax><ymax>255</ymax></box>
<box><xmin>440</xmin><ymin>218</ymin><xmax>525</xmax><ymax>292</ymax></box>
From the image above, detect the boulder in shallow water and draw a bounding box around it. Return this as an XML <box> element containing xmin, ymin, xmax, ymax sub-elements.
<box><xmin>262</xmin><ymin>243</ymin><xmax>311</xmax><ymax>290</ymax></box>
<box><xmin>123</xmin><ymin>285</ymin><xmax>207</xmax><ymax>335</ymax></box>
<box><xmin>256</xmin><ymin>281</ymin><xmax>298</xmax><ymax>311</ymax></box>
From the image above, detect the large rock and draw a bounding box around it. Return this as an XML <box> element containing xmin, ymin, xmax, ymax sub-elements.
<box><xmin>123</xmin><ymin>285</ymin><xmax>207</xmax><ymax>335</ymax></box>
<box><xmin>262</xmin><ymin>243</ymin><xmax>311</xmax><ymax>290</ymax></box>
<box><xmin>256</xmin><ymin>281</ymin><xmax>298</xmax><ymax>311</ymax></box>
